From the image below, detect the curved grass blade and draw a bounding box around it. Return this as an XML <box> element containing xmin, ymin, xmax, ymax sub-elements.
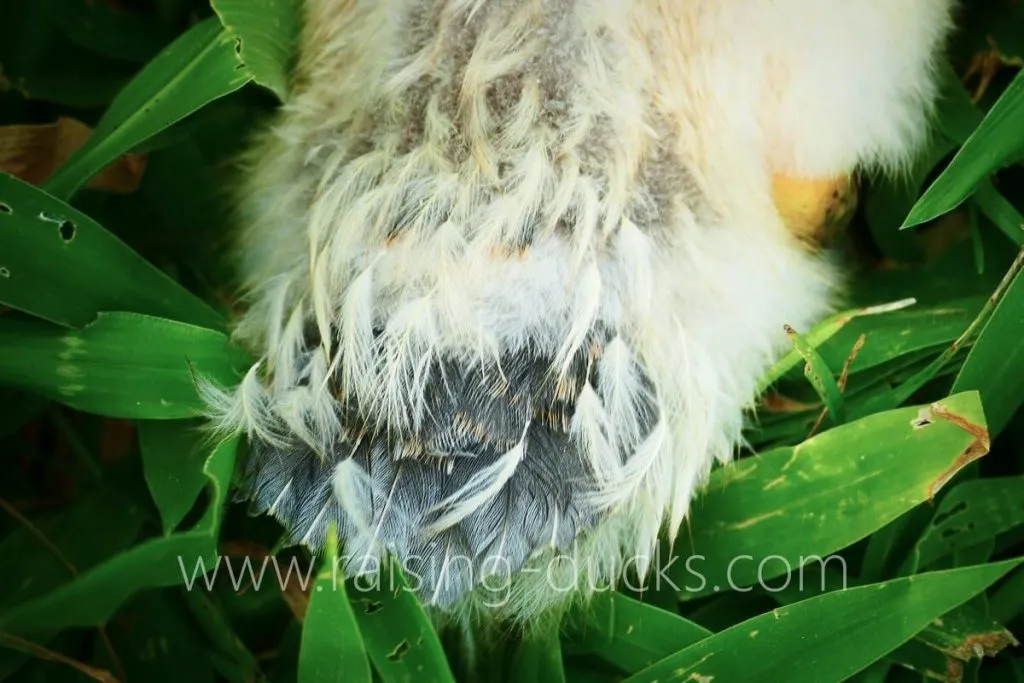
<box><xmin>139</xmin><ymin>419</ymin><xmax>213</xmax><ymax>534</ymax></box>
<box><xmin>0</xmin><ymin>435</ymin><xmax>239</xmax><ymax>636</ymax></box>
<box><xmin>811</xmin><ymin>298</ymin><xmax>980</xmax><ymax>378</ymax></box>
<box><xmin>625</xmin><ymin>559</ymin><xmax>1022</xmax><ymax>683</ymax></box>
<box><xmin>43</xmin><ymin>17</ymin><xmax>253</xmax><ymax>200</ymax></box>
<box><xmin>212</xmin><ymin>0</ymin><xmax>300</xmax><ymax>101</ymax></box>
<box><xmin>784</xmin><ymin>324</ymin><xmax>845</xmax><ymax>425</ymax></box>
<box><xmin>670</xmin><ymin>392</ymin><xmax>990</xmax><ymax>599</ymax></box>
<box><xmin>757</xmin><ymin>298</ymin><xmax>916</xmax><ymax>394</ymax></box>
<box><xmin>0</xmin><ymin>313</ymin><xmax>249</xmax><ymax>420</ymax></box>
<box><xmin>299</xmin><ymin>525</ymin><xmax>371</xmax><ymax>683</ymax></box>
<box><xmin>0</xmin><ymin>172</ymin><xmax>223</xmax><ymax>330</ymax></box>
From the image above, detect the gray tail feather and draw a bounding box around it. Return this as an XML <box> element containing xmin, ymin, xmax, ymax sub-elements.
<box><xmin>237</xmin><ymin>332</ymin><xmax>659</xmax><ymax>608</ymax></box>
<box><xmin>238</xmin><ymin>421</ymin><xmax>601</xmax><ymax>608</ymax></box>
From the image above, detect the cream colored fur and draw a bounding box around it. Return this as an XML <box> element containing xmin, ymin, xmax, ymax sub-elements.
<box><xmin>203</xmin><ymin>0</ymin><xmax>957</xmax><ymax>623</ymax></box>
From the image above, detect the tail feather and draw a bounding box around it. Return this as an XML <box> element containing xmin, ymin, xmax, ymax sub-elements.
<box><xmin>235</xmin><ymin>332</ymin><xmax>660</xmax><ymax>608</ymax></box>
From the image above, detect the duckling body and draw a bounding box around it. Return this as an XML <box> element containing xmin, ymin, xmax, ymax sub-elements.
<box><xmin>207</xmin><ymin>0</ymin><xmax>956</xmax><ymax>622</ymax></box>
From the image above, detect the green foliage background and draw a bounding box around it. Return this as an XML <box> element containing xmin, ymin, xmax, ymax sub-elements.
<box><xmin>1</xmin><ymin>1</ymin><xmax>1023</xmax><ymax>681</ymax></box>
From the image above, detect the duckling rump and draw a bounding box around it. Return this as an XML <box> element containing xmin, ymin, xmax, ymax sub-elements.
<box><xmin>204</xmin><ymin>0</ymin><xmax>957</xmax><ymax>622</ymax></box>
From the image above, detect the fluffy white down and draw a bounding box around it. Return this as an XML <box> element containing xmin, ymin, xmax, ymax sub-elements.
<box><xmin>203</xmin><ymin>0</ymin><xmax>957</xmax><ymax>621</ymax></box>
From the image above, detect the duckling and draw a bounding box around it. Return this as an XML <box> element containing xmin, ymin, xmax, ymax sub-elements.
<box><xmin>204</xmin><ymin>0</ymin><xmax>957</xmax><ymax>624</ymax></box>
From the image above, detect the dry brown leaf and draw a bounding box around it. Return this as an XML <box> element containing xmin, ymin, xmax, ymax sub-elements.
<box><xmin>0</xmin><ymin>117</ymin><xmax>146</xmax><ymax>193</ymax></box>
<box><xmin>760</xmin><ymin>392</ymin><xmax>820</xmax><ymax>414</ymax></box>
<box><xmin>99</xmin><ymin>419</ymin><xmax>137</xmax><ymax>465</ymax></box>
<box><xmin>281</xmin><ymin>579</ymin><xmax>311</xmax><ymax>623</ymax></box>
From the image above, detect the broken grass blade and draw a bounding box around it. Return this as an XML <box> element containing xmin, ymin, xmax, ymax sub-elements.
<box><xmin>784</xmin><ymin>324</ymin><xmax>845</xmax><ymax>426</ymax></box>
<box><xmin>757</xmin><ymin>298</ymin><xmax>916</xmax><ymax>394</ymax></box>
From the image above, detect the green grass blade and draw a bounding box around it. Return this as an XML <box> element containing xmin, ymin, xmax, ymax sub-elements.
<box><xmin>769</xmin><ymin>568</ymin><xmax>1016</xmax><ymax>672</ymax></box>
<box><xmin>299</xmin><ymin>526</ymin><xmax>372</xmax><ymax>683</ymax></box>
<box><xmin>0</xmin><ymin>435</ymin><xmax>239</xmax><ymax>636</ymax></box>
<box><xmin>785</xmin><ymin>324</ymin><xmax>845</xmax><ymax>424</ymax></box>
<box><xmin>182</xmin><ymin>589</ymin><xmax>263</xmax><ymax>682</ymax></box>
<box><xmin>990</xmin><ymin>567</ymin><xmax>1024</xmax><ymax>626</ymax></box>
<box><xmin>625</xmin><ymin>559</ymin><xmax>1022</xmax><ymax>683</ymax></box>
<box><xmin>0</xmin><ymin>313</ymin><xmax>249</xmax><ymax>419</ymax></box>
<box><xmin>757</xmin><ymin>298</ymin><xmax>915</xmax><ymax>394</ymax></box>
<box><xmin>910</xmin><ymin>477</ymin><xmax>1024</xmax><ymax>572</ymax></box>
<box><xmin>212</xmin><ymin>0</ymin><xmax>300</xmax><ymax>101</ymax></box>
<box><xmin>951</xmin><ymin>253</ymin><xmax>1024</xmax><ymax>435</ymax></box>
<box><xmin>903</xmin><ymin>70</ymin><xmax>1024</xmax><ymax>229</ymax></box>
<box><xmin>42</xmin><ymin>17</ymin><xmax>253</xmax><ymax>200</ymax></box>
<box><xmin>348</xmin><ymin>558</ymin><xmax>455</xmax><ymax>683</ymax></box>
<box><xmin>812</xmin><ymin>299</ymin><xmax>980</xmax><ymax>378</ymax></box>
<box><xmin>974</xmin><ymin>181</ymin><xmax>1024</xmax><ymax>246</ymax></box>
<box><xmin>96</xmin><ymin>591</ymin><xmax>218</xmax><ymax>683</ymax></box>
<box><xmin>510</xmin><ymin>628</ymin><xmax>566</xmax><ymax>683</ymax></box>
<box><xmin>670</xmin><ymin>392</ymin><xmax>989</xmax><ymax>599</ymax></box>
<box><xmin>565</xmin><ymin>593</ymin><xmax>711</xmax><ymax>674</ymax></box>
<box><xmin>0</xmin><ymin>492</ymin><xmax>147</xmax><ymax>612</ymax></box>
<box><xmin>138</xmin><ymin>419</ymin><xmax>213</xmax><ymax>534</ymax></box>
<box><xmin>0</xmin><ymin>172</ymin><xmax>224</xmax><ymax>330</ymax></box>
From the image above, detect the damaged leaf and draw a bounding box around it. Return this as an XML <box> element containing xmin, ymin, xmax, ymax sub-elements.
<box><xmin>211</xmin><ymin>0</ymin><xmax>300</xmax><ymax>101</ymax></box>
<box><xmin>43</xmin><ymin>18</ymin><xmax>252</xmax><ymax>200</ymax></box>
<box><xmin>670</xmin><ymin>392</ymin><xmax>990</xmax><ymax>598</ymax></box>
<box><xmin>0</xmin><ymin>172</ymin><xmax>223</xmax><ymax>330</ymax></box>
<box><xmin>910</xmin><ymin>476</ymin><xmax>1024</xmax><ymax>571</ymax></box>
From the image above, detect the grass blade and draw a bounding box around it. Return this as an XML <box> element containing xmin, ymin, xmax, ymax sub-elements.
<box><xmin>0</xmin><ymin>313</ymin><xmax>249</xmax><ymax>420</ymax></box>
<box><xmin>299</xmin><ymin>526</ymin><xmax>371</xmax><ymax>683</ymax></box>
<box><xmin>0</xmin><ymin>172</ymin><xmax>223</xmax><ymax>330</ymax></box>
<box><xmin>903</xmin><ymin>70</ymin><xmax>1024</xmax><ymax>229</ymax></box>
<box><xmin>951</xmin><ymin>251</ymin><xmax>1024</xmax><ymax>435</ymax></box>
<box><xmin>670</xmin><ymin>392</ymin><xmax>990</xmax><ymax>599</ymax></box>
<box><xmin>138</xmin><ymin>419</ymin><xmax>213</xmax><ymax>534</ymax></box>
<box><xmin>0</xmin><ymin>436</ymin><xmax>239</xmax><ymax>636</ymax></box>
<box><xmin>348</xmin><ymin>558</ymin><xmax>455</xmax><ymax>683</ymax></box>
<box><xmin>625</xmin><ymin>560</ymin><xmax>1022</xmax><ymax>683</ymax></box>
<box><xmin>565</xmin><ymin>593</ymin><xmax>711</xmax><ymax>674</ymax></box>
<box><xmin>212</xmin><ymin>0</ymin><xmax>299</xmax><ymax>101</ymax></box>
<box><xmin>43</xmin><ymin>18</ymin><xmax>252</xmax><ymax>200</ymax></box>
